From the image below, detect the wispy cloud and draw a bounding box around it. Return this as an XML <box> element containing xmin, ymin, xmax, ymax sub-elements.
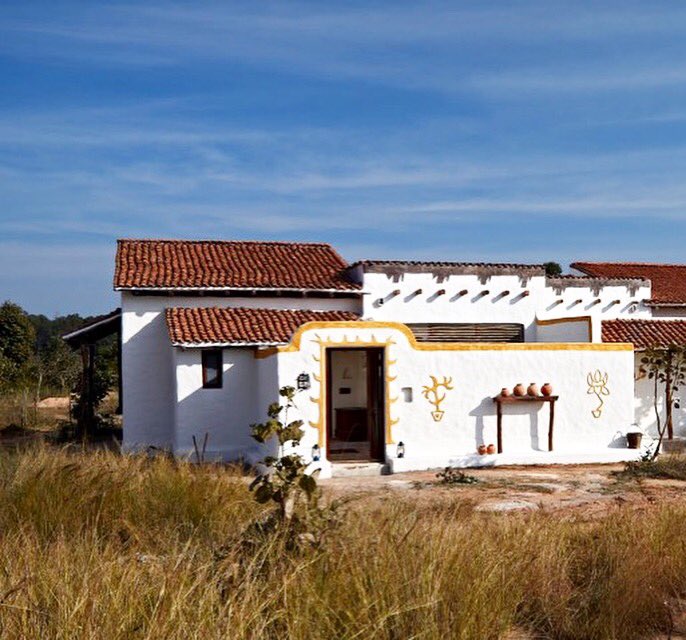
<box><xmin>3</xmin><ymin>2</ymin><xmax>686</xmax><ymax>313</ymax></box>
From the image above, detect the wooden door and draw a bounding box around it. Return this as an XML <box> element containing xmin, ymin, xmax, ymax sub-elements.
<box><xmin>366</xmin><ymin>348</ymin><xmax>385</xmax><ymax>461</ymax></box>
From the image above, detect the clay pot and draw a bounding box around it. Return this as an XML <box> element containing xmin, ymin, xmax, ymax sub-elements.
<box><xmin>541</xmin><ymin>382</ymin><xmax>553</xmax><ymax>397</ymax></box>
<box><xmin>627</xmin><ymin>432</ymin><xmax>643</xmax><ymax>449</ymax></box>
<box><xmin>486</xmin><ymin>443</ymin><xmax>496</xmax><ymax>455</ymax></box>
<box><xmin>527</xmin><ymin>382</ymin><xmax>540</xmax><ymax>397</ymax></box>
<box><xmin>513</xmin><ymin>383</ymin><xmax>526</xmax><ymax>397</ymax></box>
<box><xmin>500</xmin><ymin>387</ymin><xmax>512</xmax><ymax>397</ymax></box>
<box><xmin>477</xmin><ymin>444</ymin><xmax>487</xmax><ymax>455</ymax></box>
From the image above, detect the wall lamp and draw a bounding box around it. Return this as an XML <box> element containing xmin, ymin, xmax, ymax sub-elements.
<box><xmin>297</xmin><ymin>372</ymin><xmax>311</xmax><ymax>391</ymax></box>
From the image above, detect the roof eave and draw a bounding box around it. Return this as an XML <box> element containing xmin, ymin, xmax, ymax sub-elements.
<box><xmin>115</xmin><ymin>286</ymin><xmax>361</xmax><ymax>293</ymax></box>
<box><xmin>172</xmin><ymin>341</ymin><xmax>285</xmax><ymax>348</ymax></box>
<box><xmin>644</xmin><ymin>301</ymin><xmax>686</xmax><ymax>307</ymax></box>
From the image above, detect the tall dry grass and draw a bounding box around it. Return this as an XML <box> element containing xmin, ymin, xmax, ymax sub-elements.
<box><xmin>0</xmin><ymin>445</ymin><xmax>682</xmax><ymax>638</ymax></box>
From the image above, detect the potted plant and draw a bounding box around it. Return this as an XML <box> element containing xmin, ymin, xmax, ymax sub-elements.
<box><xmin>626</xmin><ymin>431</ymin><xmax>643</xmax><ymax>449</ymax></box>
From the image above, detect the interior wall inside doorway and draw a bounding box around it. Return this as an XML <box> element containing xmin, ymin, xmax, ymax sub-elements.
<box><xmin>330</xmin><ymin>349</ymin><xmax>368</xmax><ymax>436</ymax></box>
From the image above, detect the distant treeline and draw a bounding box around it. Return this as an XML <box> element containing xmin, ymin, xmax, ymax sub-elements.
<box><xmin>0</xmin><ymin>301</ymin><xmax>117</xmax><ymax>397</ymax></box>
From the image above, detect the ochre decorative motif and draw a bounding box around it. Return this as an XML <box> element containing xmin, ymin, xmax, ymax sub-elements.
<box><xmin>307</xmin><ymin>333</ymin><xmax>399</xmax><ymax>448</ymax></box>
<box><xmin>587</xmin><ymin>370</ymin><xmax>610</xmax><ymax>418</ymax></box>
<box><xmin>422</xmin><ymin>375</ymin><xmax>454</xmax><ymax>422</ymax></box>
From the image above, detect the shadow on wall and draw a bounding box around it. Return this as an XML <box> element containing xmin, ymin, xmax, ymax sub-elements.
<box><xmin>123</xmin><ymin>312</ymin><xmax>176</xmax><ymax>449</ymax></box>
<box><xmin>469</xmin><ymin>397</ymin><xmax>546</xmax><ymax>452</ymax></box>
<box><xmin>608</xmin><ymin>432</ymin><xmax>628</xmax><ymax>448</ymax></box>
<box><xmin>635</xmin><ymin>373</ymin><xmax>686</xmax><ymax>439</ymax></box>
<box><xmin>173</xmin><ymin>350</ymin><xmax>281</xmax><ymax>465</ymax></box>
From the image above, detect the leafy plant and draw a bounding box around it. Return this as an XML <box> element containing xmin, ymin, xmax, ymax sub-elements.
<box><xmin>248</xmin><ymin>385</ymin><xmax>338</xmax><ymax>549</ymax></box>
<box><xmin>641</xmin><ymin>344</ymin><xmax>686</xmax><ymax>460</ymax></box>
<box><xmin>436</xmin><ymin>467</ymin><xmax>478</xmax><ymax>485</ymax></box>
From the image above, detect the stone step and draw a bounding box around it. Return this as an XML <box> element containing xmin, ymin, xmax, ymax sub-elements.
<box><xmin>331</xmin><ymin>462</ymin><xmax>391</xmax><ymax>477</ymax></box>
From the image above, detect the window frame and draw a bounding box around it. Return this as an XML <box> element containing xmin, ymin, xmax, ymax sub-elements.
<box><xmin>201</xmin><ymin>349</ymin><xmax>223</xmax><ymax>389</ymax></box>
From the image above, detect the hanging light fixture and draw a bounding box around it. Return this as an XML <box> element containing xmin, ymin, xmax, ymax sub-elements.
<box><xmin>396</xmin><ymin>441</ymin><xmax>405</xmax><ymax>458</ymax></box>
<box><xmin>311</xmin><ymin>444</ymin><xmax>320</xmax><ymax>461</ymax></box>
<box><xmin>297</xmin><ymin>372</ymin><xmax>311</xmax><ymax>391</ymax></box>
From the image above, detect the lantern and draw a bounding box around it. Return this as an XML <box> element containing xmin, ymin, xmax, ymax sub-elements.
<box><xmin>311</xmin><ymin>444</ymin><xmax>320</xmax><ymax>461</ymax></box>
<box><xmin>297</xmin><ymin>372</ymin><xmax>311</xmax><ymax>391</ymax></box>
<box><xmin>397</xmin><ymin>441</ymin><xmax>405</xmax><ymax>458</ymax></box>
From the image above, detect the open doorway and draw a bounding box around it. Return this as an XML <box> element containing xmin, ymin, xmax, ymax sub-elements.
<box><xmin>326</xmin><ymin>348</ymin><xmax>385</xmax><ymax>462</ymax></box>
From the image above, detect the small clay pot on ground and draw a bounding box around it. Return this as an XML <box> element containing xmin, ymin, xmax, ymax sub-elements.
<box><xmin>486</xmin><ymin>444</ymin><xmax>496</xmax><ymax>455</ymax></box>
<box><xmin>477</xmin><ymin>444</ymin><xmax>487</xmax><ymax>455</ymax></box>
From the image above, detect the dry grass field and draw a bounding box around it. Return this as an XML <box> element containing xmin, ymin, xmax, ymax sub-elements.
<box><xmin>0</xmin><ymin>445</ymin><xmax>683</xmax><ymax>638</ymax></box>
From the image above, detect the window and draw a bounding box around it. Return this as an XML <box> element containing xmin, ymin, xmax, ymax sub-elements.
<box><xmin>202</xmin><ymin>349</ymin><xmax>223</xmax><ymax>388</ymax></box>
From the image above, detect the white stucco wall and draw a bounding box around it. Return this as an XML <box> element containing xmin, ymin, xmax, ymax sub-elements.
<box><xmin>272</xmin><ymin>322</ymin><xmax>636</xmax><ymax>477</ymax></box>
<box><xmin>362</xmin><ymin>273</ymin><xmax>545</xmax><ymax>340</ymax></box>
<box><xmin>360</xmin><ymin>270</ymin><xmax>652</xmax><ymax>343</ymax></box>
<box><xmin>539</xmin><ymin>281</ymin><xmax>651</xmax><ymax>341</ymax></box>
<box><xmin>536</xmin><ymin>319</ymin><xmax>590</xmax><ymax>342</ymax></box>
<box><xmin>120</xmin><ymin>291</ymin><xmax>360</xmax><ymax>451</ymax></box>
<box><xmin>118</xmin><ymin>266</ymin><xmax>670</xmax><ymax>467</ymax></box>
<box><xmin>173</xmin><ymin>347</ymin><xmax>262</xmax><ymax>461</ymax></box>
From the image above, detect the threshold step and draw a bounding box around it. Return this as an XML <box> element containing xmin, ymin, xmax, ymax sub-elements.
<box><xmin>331</xmin><ymin>462</ymin><xmax>391</xmax><ymax>477</ymax></box>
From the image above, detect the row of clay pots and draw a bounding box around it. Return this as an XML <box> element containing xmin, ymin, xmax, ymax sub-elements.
<box><xmin>477</xmin><ymin>444</ymin><xmax>496</xmax><ymax>455</ymax></box>
<box><xmin>501</xmin><ymin>382</ymin><xmax>553</xmax><ymax>398</ymax></box>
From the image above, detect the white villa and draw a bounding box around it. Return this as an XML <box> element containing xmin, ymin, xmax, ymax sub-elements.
<box><xmin>67</xmin><ymin>239</ymin><xmax>686</xmax><ymax>477</ymax></box>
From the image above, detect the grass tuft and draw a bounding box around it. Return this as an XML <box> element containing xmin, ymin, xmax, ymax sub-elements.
<box><xmin>620</xmin><ymin>454</ymin><xmax>686</xmax><ymax>481</ymax></box>
<box><xmin>0</xmin><ymin>445</ymin><xmax>681</xmax><ymax>638</ymax></box>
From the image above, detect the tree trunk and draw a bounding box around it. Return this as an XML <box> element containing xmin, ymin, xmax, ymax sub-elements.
<box><xmin>653</xmin><ymin>374</ymin><xmax>665</xmax><ymax>460</ymax></box>
<box><xmin>666</xmin><ymin>367</ymin><xmax>674</xmax><ymax>440</ymax></box>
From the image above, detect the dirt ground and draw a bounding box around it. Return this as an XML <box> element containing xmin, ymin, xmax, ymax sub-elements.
<box><xmin>323</xmin><ymin>464</ymin><xmax>686</xmax><ymax>639</ymax></box>
<box><xmin>321</xmin><ymin>463</ymin><xmax>686</xmax><ymax>519</ymax></box>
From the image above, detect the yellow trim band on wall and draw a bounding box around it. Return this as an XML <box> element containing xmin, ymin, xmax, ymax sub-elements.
<box><xmin>273</xmin><ymin>320</ymin><xmax>633</xmax><ymax>353</ymax></box>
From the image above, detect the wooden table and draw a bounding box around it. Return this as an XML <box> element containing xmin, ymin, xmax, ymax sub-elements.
<box><xmin>492</xmin><ymin>395</ymin><xmax>559</xmax><ymax>454</ymax></box>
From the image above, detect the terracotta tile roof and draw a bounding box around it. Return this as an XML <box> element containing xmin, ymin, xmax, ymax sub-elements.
<box><xmin>602</xmin><ymin>319</ymin><xmax>686</xmax><ymax>349</ymax></box>
<box><xmin>165</xmin><ymin>307</ymin><xmax>359</xmax><ymax>346</ymax></box>
<box><xmin>114</xmin><ymin>239</ymin><xmax>360</xmax><ymax>291</ymax></box>
<box><xmin>572</xmin><ymin>262</ymin><xmax>686</xmax><ymax>304</ymax></box>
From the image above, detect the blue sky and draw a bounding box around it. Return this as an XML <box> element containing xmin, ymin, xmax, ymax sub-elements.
<box><xmin>3</xmin><ymin>2</ymin><xmax>686</xmax><ymax>315</ymax></box>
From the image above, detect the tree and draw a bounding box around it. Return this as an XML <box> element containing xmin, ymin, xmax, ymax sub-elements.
<box><xmin>544</xmin><ymin>261</ymin><xmax>563</xmax><ymax>277</ymax></box>
<box><xmin>0</xmin><ymin>301</ymin><xmax>35</xmax><ymax>366</ymax></box>
<box><xmin>40</xmin><ymin>337</ymin><xmax>80</xmax><ymax>395</ymax></box>
<box><xmin>641</xmin><ymin>344</ymin><xmax>686</xmax><ymax>459</ymax></box>
<box><xmin>0</xmin><ymin>301</ymin><xmax>36</xmax><ymax>384</ymax></box>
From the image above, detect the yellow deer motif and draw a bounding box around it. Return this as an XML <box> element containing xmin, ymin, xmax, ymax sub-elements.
<box><xmin>422</xmin><ymin>375</ymin><xmax>454</xmax><ymax>422</ymax></box>
<box><xmin>587</xmin><ymin>370</ymin><xmax>610</xmax><ymax>418</ymax></box>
